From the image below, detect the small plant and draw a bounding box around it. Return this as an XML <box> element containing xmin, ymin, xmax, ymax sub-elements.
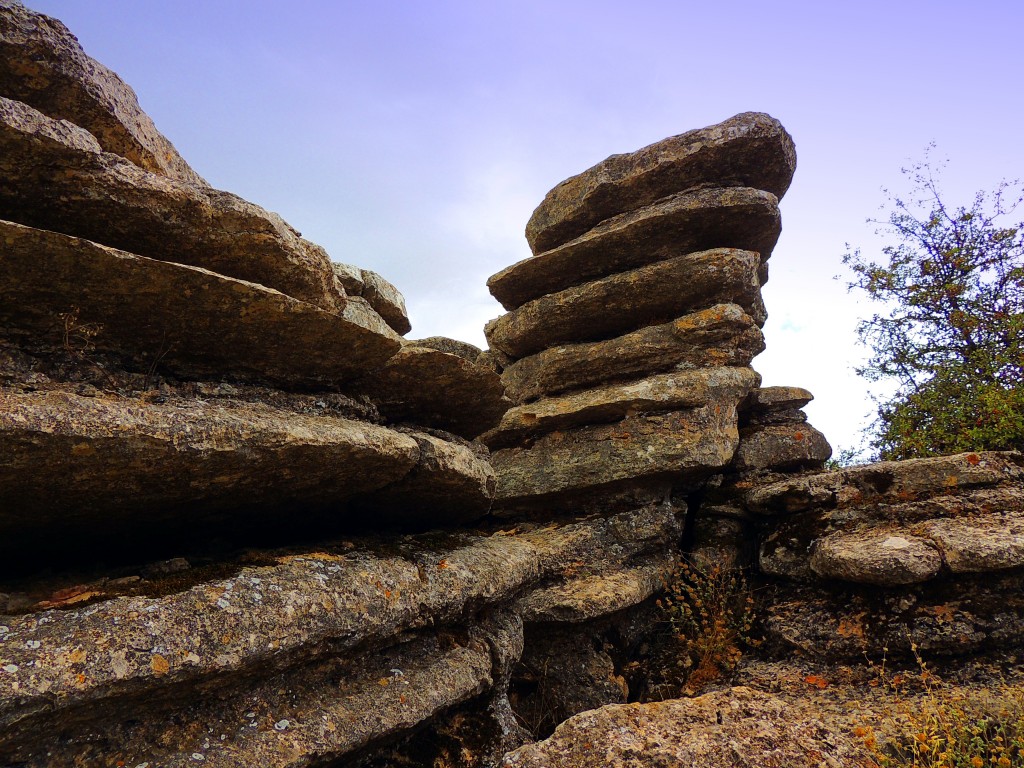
<box><xmin>655</xmin><ymin>558</ymin><xmax>758</xmax><ymax>694</ymax></box>
<box><xmin>857</xmin><ymin>646</ymin><xmax>1024</xmax><ymax>767</ymax></box>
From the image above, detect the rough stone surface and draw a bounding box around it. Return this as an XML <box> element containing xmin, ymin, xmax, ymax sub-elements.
<box><xmin>525</xmin><ymin>112</ymin><xmax>796</xmax><ymax>254</ymax></box>
<box><xmin>501</xmin><ymin>304</ymin><xmax>764</xmax><ymax>403</ymax></box>
<box><xmin>413</xmin><ymin>336</ymin><xmax>483</xmax><ymax>362</ymax></box>
<box><xmin>0</xmin><ymin>505</ymin><xmax>680</xmax><ymax>751</ymax></box>
<box><xmin>809</xmin><ymin>530</ymin><xmax>943</xmax><ymax>585</ymax></box>
<box><xmin>0</xmin><ymin>386</ymin><xmax>428</xmax><ymax>538</ymax></box>
<box><xmin>0</xmin><ymin>220</ymin><xmax>402</xmax><ymax>387</ymax></box>
<box><xmin>733</xmin><ymin>423</ymin><xmax>832</xmax><ymax>472</ymax></box>
<box><xmin>500</xmin><ymin>686</ymin><xmax>861</xmax><ymax>767</ymax></box>
<box><xmin>746</xmin><ymin>385</ymin><xmax>813</xmax><ymax>411</ymax></box>
<box><xmin>485</xmin><ymin>248</ymin><xmax>764</xmax><ymax>359</ymax></box>
<box><xmin>0</xmin><ymin>0</ymin><xmax>206</xmax><ymax>185</ymax></box>
<box><xmin>352</xmin><ymin>343</ymin><xmax>509</xmax><ymax>439</ymax></box>
<box><xmin>491</xmin><ymin>399</ymin><xmax>743</xmax><ymax>507</ymax></box>
<box><xmin>332</xmin><ymin>262</ymin><xmax>411</xmax><ymax>335</ymax></box>
<box><xmin>489</xmin><ymin>187</ymin><xmax>780</xmax><ymax>310</ymax></box>
<box><xmin>0</xmin><ymin>96</ymin><xmax>344</xmax><ymax>311</ymax></box>
<box><xmin>485</xmin><ymin>367</ymin><xmax>758</xmax><ymax>449</ymax></box>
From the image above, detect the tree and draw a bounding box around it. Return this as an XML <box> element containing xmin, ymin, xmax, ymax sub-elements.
<box><xmin>843</xmin><ymin>149</ymin><xmax>1024</xmax><ymax>460</ymax></box>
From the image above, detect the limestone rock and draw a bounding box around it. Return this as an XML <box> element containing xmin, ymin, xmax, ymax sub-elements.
<box><xmin>525</xmin><ymin>112</ymin><xmax>796</xmax><ymax>254</ymax></box>
<box><xmin>746</xmin><ymin>385</ymin><xmax>813</xmax><ymax>411</ymax></box>
<box><xmin>732</xmin><ymin>423</ymin><xmax>832</xmax><ymax>472</ymax></box>
<box><xmin>0</xmin><ymin>96</ymin><xmax>343</xmax><ymax>311</ymax></box>
<box><xmin>491</xmin><ymin>400</ymin><xmax>743</xmax><ymax>507</ymax></box>
<box><xmin>485</xmin><ymin>248</ymin><xmax>764</xmax><ymax>359</ymax></box>
<box><xmin>332</xmin><ymin>261</ymin><xmax>412</xmax><ymax>335</ymax></box>
<box><xmin>500</xmin><ymin>686</ymin><xmax>861</xmax><ymax>767</ymax></box>
<box><xmin>501</xmin><ymin>304</ymin><xmax>764</xmax><ymax>404</ymax></box>
<box><xmin>0</xmin><ymin>0</ymin><xmax>205</xmax><ymax>185</ymax></box>
<box><xmin>923</xmin><ymin>513</ymin><xmax>1024</xmax><ymax>573</ymax></box>
<box><xmin>0</xmin><ymin>220</ymin><xmax>401</xmax><ymax>387</ymax></box>
<box><xmin>809</xmin><ymin>530</ymin><xmax>943</xmax><ymax>585</ymax></box>
<box><xmin>485</xmin><ymin>367</ymin><xmax>758</xmax><ymax>449</ymax></box>
<box><xmin>489</xmin><ymin>187</ymin><xmax>780</xmax><ymax>310</ymax></box>
<box><xmin>351</xmin><ymin>343</ymin><xmax>509</xmax><ymax>439</ymax></box>
<box><xmin>0</xmin><ymin>387</ymin><xmax>429</xmax><ymax>542</ymax></box>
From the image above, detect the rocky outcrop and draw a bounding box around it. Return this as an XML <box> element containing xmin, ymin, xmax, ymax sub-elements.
<box><xmin>484</xmin><ymin>112</ymin><xmax>794</xmax><ymax>517</ymax></box>
<box><xmin>0</xmin><ymin>0</ymin><xmax>206</xmax><ymax>185</ymax></box>
<box><xmin>333</xmin><ymin>262</ymin><xmax>412</xmax><ymax>335</ymax></box>
<box><xmin>500</xmin><ymin>686</ymin><xmax>862</xmax><ymax>767</ymax></box>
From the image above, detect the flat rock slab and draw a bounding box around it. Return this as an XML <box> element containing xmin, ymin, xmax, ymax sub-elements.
<box><xmin>0</xmin><ymin>96</ymin><xmax>343</xmax><ymax>311</ymax></box>
<box><xmin>486</xmin><ymin>248</ymin><xmax>764</xmax><ymax>359</ymax></box>
<box><xmin>0</xmin><ymin>505</ymin><xmax>678</xmax><ymax>741</ymax></box>
<box><xmin>491</xmin><ymin>401</ymin><xmax>742</xmax><ymax>506</ymax></box>
<box><xmin>0</xmin><ymin>220</ymin><xmax>401</xmax><ymax>387</ymax></box>
<box><xmin>525</xmin><ymin>112</ymin><xmax>796</xmax><ymax>254</ymax></box>
<box><xmin>744</xmin><ymin>451</ymin><xmax>1024</xmax><ymax>516</ymax></box>
<box><xmin>733</xmin><ymin>423</ymin><xmax>832</xmax><ymax>472</ymax></box>
<box><xmin>0</xmin><ymin>0</ymin><xmax>205</xmax><ymax>185</ymax></box>
<box><xmin>490</xmin><ymin>186</ymin><xmax>780</xmax><ymax>310</ymax></box>
<box><xmin>351</xmin><ymin>344</ymin><xmax>509</xmax><ymax>439</ymax></box>
<box><xmin>485</xmin><ymin>367</ymin><xmax>758</xmax><ymax>449</ymax></box>
<box><xmin>332</xmin><ymin>262</ymin><xmax>411</xmax><ymax>335</ymax></box>
<box><xmin>500</xmin><ymin>686</ymin><xmax>861</xmax><ymax>767</ymax></box>
<box><xmin>501</xmin><ymin>303</ymin><xmax>764</xmax><ymax>404</ymax></box>
<box><xmin>809</xmin><ymin>530</ymin><xmax>943</xmax><ymax>585</ymax></box>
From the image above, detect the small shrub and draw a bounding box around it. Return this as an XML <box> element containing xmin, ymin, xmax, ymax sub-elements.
<box><xmin>858</xmin><ymin>648</ymin><xmax>1024</xmax><ymax>767</ymax></box>
<box><xmin>654</xmin><ymin>559</ymin><xmax>758</xmax><ymax>694</ymax></box>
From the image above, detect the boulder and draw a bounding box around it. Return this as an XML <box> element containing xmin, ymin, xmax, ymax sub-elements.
<box><xmin>485</xmin><ymin>367</ymin><xmax>758</xmax><ymax>449</ymax></box>
<box><xmin>491</xmin><ymin>400</ymin><xmax>743</xmax><ymax>507</ymax></box>
<box><xmin>500</xmin><ymin>304</ymin><xmax>764</xmax><ymax>404</ymax></box>
<box><xmin>0</xmin><ymin>220</ymin><xmax>401</xmax><ymax>387</ymax></box>
<box><xmin>525</xmin><ymin>112</ymin><xmax>796</xmax><ymax>254</ymax></box>
<box><xmin>732</xmin><ymin>423</ymin><xmax>832</xmax><ymax>472</ymax></box>
<box><xmin>332</xmin><ymin>261</ymin><xmax>412</xmax><ymax>335</ymax></box>
<box><xmin>489</xmin><ymin>186</ymin><xmax>780</xmax><ymax>310</ymax></box>
<box><xmin>0</xmin><ymin>96</ymin><xmax>343</xmax><ymax>311</ymax></box>
<box><xmin>500</xmin><ymin>686</ymin><xmax>862</xmax><ymax>767</ymax></box>
<box><xmin>0</xmin><ymin>0</ymin><xmax>205</xmax><ymax>185</ymax></box>
<box><xmin>485</xmin><ymin>248</ymin><xmax>764</xmax><ymax>359</ymax></box>
<box><xmin>351</xmin><ymin>343</ymin><xmax>509</xmax><ymax>439</ymax></box>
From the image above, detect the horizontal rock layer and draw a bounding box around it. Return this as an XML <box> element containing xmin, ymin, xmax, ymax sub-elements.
<box><xmin>525</xmin><ymin>111</ymin><xmax>796</xmax><ymax>254</ymax></box>
<box><xmin>0</xmin><ymin>96</ymin><xmax>342</xmax><ymax>311</ymax></box>
<box><xmin>489</xmin><ymin>186</ymin><xmax>780</xmax><ymax>310</ymax></box>
<box><xmin>0</xmin><ymin>0</ymin><xmax>205</xmax><ymax>185</ymax></box>
<box><xmin>333</xmin><ymin>262</ymin><xmax>411</xmax><ymax>335</ymax></box>
<box><xmin>0</xmin><ymin>386</ymin><xmax>496</xmax><ymax>541</ymax></box>
<box><xmin>500</xmin><ymin>303</ymin><xmax>764</xmax><ymax>404</ymax></box>
<box><xmin>0</xmin><ymin>220</ymin><xmax>400</xmax><ymax>387</ymax></box>
<box><xmin>485</xmin><ymin>247</ymin><xmax>763</xmax><ymax>359</ymax></box>
<box><xmin>485</xmin><ymin>367</ymin><xmax>758</xmax><ymax>449</ymax></box>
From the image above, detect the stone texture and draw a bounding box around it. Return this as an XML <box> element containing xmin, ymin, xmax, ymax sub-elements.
<box><xmin>0</xmin><ymin>386</ymin><xmax>427</xmax><ymax>537</ymax></box>
<box><xmin>491</xmin><ymin>398</ymin><xmax>744</xmax><ymax>507</ymax></box>
<box><xmin>0</xmin><ymin>0</ymin><xmax>206</xmax><ymax>185</ymax></box>
<box><xmin>489</xmin><ymin>186</ymin><xmax>780</xmax><ymax>310</ymax></box>
<box><xmin>414</xmin><ymin>336</ymin><xmax>483</xmax><ymax>362</ymax></box>
<box><xmin>332</xmin><ymin>262</ymin><xmax>411</xmax><ymax>335</ymax></box>
<box><xmin>0</xmin><ymin>220</ymin><xmax>401</xmax><ymax>387</ymax></box>
<box><xmin>809</xmin><ymin>530</ymin><xmax>943</xmax><ymax>585</ymax></box>
<box><xmin>500</xmin><ymin>686</ymin><xmax>861</xmax><ymax>767</ymax></box>
<box><xmin>746</xmin><ymin>385</ymin><xmax>813</xmax><ymax>411</ymax></box>
<box><xmin>0</xmin><ymin>505</ymin><xmax>679</xmax><ymax>750</ymax></box>
<box><xmin>485</xmin><ymin>367</ymin><xmax>758</xmax><ymax>449</ymax></box>
<box><xmin>501</xmin><ymin>304</ymin><xmax>764</xmax><ymax>403</ymax></box>
<box><xmin>732</xmin><ymin>423</ymin><xmax>832</xmax><ymax>472</ymax></box>
<box><xmin>485</xmin><ymin>248</ymin><xmax>764</xmax><ymax>359</ymax></box>
<box><xmin>0</xmin><ymin>96</ymin><xmax>344</xmax><ymax>311</ymax></box>
<box><xmin>351</xmin><ymin>343</ymin><xmax>509</xmax><ymax>439</ymax></box>
<box><xmin>525</xmin><ymin>112</ymin><xmax>796</xmax><ymax>254</ymax></box>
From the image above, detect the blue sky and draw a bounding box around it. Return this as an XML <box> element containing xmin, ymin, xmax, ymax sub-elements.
<box><xmin>28</xmin><ymin>0</ymin><xmax>1024</xmax><ymax>455</ymax></box>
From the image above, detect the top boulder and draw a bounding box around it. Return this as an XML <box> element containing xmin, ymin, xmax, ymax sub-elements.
<box><xmin>525</xmin><ymin>112</ymin><xmax>795</xmax><ymax>255</ymax></box>
<box><xmin>0</xmin><ymin>0</ymin><xmax>206</xmax><ymax>187</ymax></box>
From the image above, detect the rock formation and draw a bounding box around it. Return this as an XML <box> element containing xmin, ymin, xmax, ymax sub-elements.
<box><xmin>2</xmin><ymin>4</ymin><xmax>1022</xmax><ymax>766</ymax></box>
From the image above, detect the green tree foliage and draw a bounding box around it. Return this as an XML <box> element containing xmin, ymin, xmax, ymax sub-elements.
<box><xmin>844</xmin><ymin>150</ymin><xmax>1024</xmax><ymax>460</ymax></box>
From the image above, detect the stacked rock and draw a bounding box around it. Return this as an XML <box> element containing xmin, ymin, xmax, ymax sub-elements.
<box><xmin>744</xmin><ymin>451</ymin><xmax>1024</xmax><ymax>658</ymax></box>
<box><xmin>483</xmin><ymin>112</ymin><xmax>796</xmax><ymax>515</ymax></box>
<box><xmin>0</xmin><ymin>0</ymin><xmax>506</xmax><ymax>567</ymax></box>
<box><xmin>692</xmin><ymin>386</ymin><xmax>832</xmax><ymax>569</ymax></box>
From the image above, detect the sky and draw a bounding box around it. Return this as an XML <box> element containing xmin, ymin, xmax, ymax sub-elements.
<box><xmin>27</xmin><ymin>0</ymin><xmax>1024</xmax><ymax>456</ymax></box>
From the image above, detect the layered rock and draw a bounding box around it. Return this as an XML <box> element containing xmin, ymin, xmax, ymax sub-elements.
<box><xmin>484</xmin><ymin>112</ymin><xmax>794</xmax><ymax>516</ymax></box>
